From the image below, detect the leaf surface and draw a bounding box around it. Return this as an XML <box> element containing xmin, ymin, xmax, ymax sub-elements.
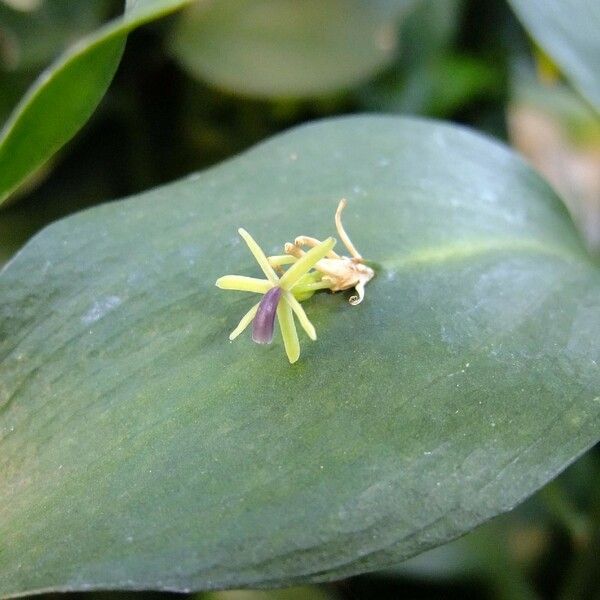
<box><xmin>1</xmin><ymin>116</ymin><xmax>599</xmax><ymax>596</ymax></box>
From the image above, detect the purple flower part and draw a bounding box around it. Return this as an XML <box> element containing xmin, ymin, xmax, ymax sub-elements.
<box><xmin>252</xmin><ymin>286</ymin><xmax>282</xmax><ymax>344</ymax></box>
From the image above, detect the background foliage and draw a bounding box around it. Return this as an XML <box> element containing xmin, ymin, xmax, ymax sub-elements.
<box><xmin>1</xmin><ymin>0</ymin><xmax>599</xmax><ymax>598</ymax></box>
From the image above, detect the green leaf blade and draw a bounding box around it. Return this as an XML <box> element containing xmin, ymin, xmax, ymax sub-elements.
<box><xmin>0</xmin><ymin>0</ymin><xmax>195</xmax><ymax>207</ymax></box>
<box><xmin>508</xmin><ymin>0</ymin><xmax>600</xmax><ymax>111</ymax></box>
<box><xmin>0</xmin><ymin>116</ymin><xmax>598</xmax><ymax>596</ymax></box>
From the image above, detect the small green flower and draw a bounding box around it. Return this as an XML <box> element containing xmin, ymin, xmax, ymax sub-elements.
<box><xmin>216</xmin><ymin>228</ymin><xmax>336</xmax><ymax>363</ymax></box>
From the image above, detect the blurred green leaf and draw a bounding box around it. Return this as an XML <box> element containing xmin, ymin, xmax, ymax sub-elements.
<box><xmin>508</xmin><ymin>74</ymin><xmax>600</xmax><ymax>252</ymax></box>
<box><xmin>169</xmin><ymin>0</ymin><xmax>411</xmax><ymax>99</ymax></box>
<box><xmin>0</xmin><ymin>0</ymin><xmax>195</xmax><ymax>207</ymax></box>
<box><xmin>364</xmin><ymin>54</ymin><xmax>501</xmax><ymax>117</ymax></box>
<box><xmin>507</xmin><ymin>0</ymin><xmax>600</xmax><ymax>111</ymax></box>
<box><xmin>388</xmin><ymin>506</ymin><xmax>548</xmax><ymax>592</ymax></box>
<box><xmin>397</xmin><ymin>0</ymin><xmax>463</xmax><ymax>68</ymax></box>
<box><xmin>386</xmin><ymin>535</ymin><xmax>482</xmax><ymax>581</ymax></box>
<box><xmin>202</xmin><ymin>587</ymin><xmax>337</xmax><ymax>600</ymax></box>
<box><xmin>425</xmin><ymin>55</ymin><xmax>501</xmax><ymax>116</ymax></box>
<box><xmin>356</xmin><ymin>0</ymin><xmax>501</xmax><ymax>118</ymax></box>
<box><xmin>389</xmin><ymin>451</ymin><xmax>599</xmax><ymax>588</ymax></box>
<box><xmin>512</xmin><ymin>80</ymin><xmax>600</xmax><ymax>146</ymax></box>
<box><xmin>1</xmin><ymin>116</ymin><xmax>599</xmax><ymax>596</ymax></box>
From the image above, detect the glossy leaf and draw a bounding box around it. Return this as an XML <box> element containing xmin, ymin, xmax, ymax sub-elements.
<box><xmin>1</xmin><ymin>116</ymin><xmax>599</xmax><ymax>596</ymax></box>
<box><xmin>169</xmin><ymin>0</ymin><xmax>410</xmax><ymax>98</ymax></box>
<box><xmin>508</xmin><ymin>0</ymin><xmax>600</xmax><ymax>111</ymax></box>
<box><xmin>0</xmin><ymin>0</ymin><xmax>194</xmax><ymax>207</ymax></box>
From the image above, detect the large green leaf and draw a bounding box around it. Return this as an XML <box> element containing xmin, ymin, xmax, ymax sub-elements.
<box><xmin>508</xmin><ymin>0</ymin><xmax>600</xmax><ymax>111</ymax></box>
<box><xmin>1</xmin><ymin>116</ymin><xmax>599</xmax><ymax>596</ymax></box>
<box><xmin>169</xmin><ymin>0</ymin><xmax>411</xmax><ymax>99</ymax></box>
<box><xmin>0</xmin><ymin>0</ymin><xmax>194</xmax><ymax>207</ymax></box>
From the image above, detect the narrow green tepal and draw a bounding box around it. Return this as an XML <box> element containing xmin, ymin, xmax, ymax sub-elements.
<box><xmin>0</xmin><ymin>0</ymin><xmax>195</xmax><ymax>208</ymax></box>
<box><xmin>1</xmin><ymin>116</ymin><xmax>599</xmax><ymax>597</ymax></box>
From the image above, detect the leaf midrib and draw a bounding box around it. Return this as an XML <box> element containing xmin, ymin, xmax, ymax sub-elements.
<box><xmin>384</xmin><ymin>238</ymin><xmax>587</xmax><ymax>270</ymax></box>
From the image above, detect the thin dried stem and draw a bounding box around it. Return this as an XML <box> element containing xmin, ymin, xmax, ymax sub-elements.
<box><xmin>349</xmin><ymin>280</ymin><xmax>365</xmax><ymax>305</ymax></box>
<box><xmin>335</xmin><ymin>199</ymin><xmax>362</xmax><ymax>260</ymax></box>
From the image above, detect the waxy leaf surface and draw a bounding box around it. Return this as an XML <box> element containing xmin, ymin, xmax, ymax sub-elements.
<box><xmin>1</xmin><ymin>116</ymin><xmax>599</xmax><ymax>596</ymax></box>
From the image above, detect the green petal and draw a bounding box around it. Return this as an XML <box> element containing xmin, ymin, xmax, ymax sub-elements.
<box><xmin>294</xmin><ymin>280</ymin><xmax>332</xmax><ymax>293</ymax></box>
<box><xmin>268</xmin><ymin>254</ymin><xmax>297</xmax><ymax>267</ymax></box>
<box><xmin>238</xmin><ymin>228</ymin><xmax>279</xmax><ymax>284</ymax></box>
<box><xmin>216</xmin><ymin>275</ymin><xmax>271</xmax><ymax>294</ymax></box>
<box><xmin>279</xmin><ymin>237</ymin><xmax>336</xmax><ymax>290</ymax></box>
<box><xmin>229</xmin><ymin>303</ymin><xmax>260</xmax><ymax>340</ymax></box>
<box><xmin>292</xmin><ymin>291</ymin><xmax>315</xmax><ymax>302</ymax></box>
<box><xmin>276</xmin><ymin>300</ymin><xmax>300</xmax><ymax>364</ymax></box>
<box><xmin>289</xmin><ymin>272</ymin><xmax>326</xmax><ymax>302</ymax></box>
<box><xmin>284</xmin><ymin>292</ymin><xmax>317</xmax><ymax>341</ymax></box>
